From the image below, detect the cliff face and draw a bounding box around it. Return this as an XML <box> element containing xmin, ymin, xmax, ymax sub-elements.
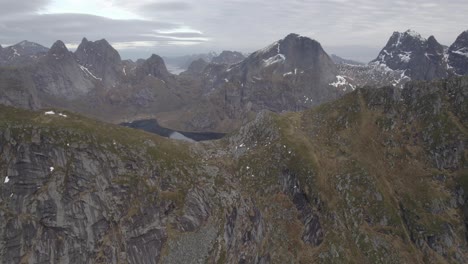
<box><xmin>0</xmin><ymin>76</ymin><xmax>467</xmax><ymax>263</ymax></box>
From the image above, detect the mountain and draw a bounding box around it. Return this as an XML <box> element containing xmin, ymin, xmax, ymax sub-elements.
<box><xmin>448</xmin><ymin>30</ymin><xmax>468</xmax><ymax>75</ymax></box>
<box><xmin>330</xmin><ymin>54</ymin><xmax>364</xmax><ymax>65</ymax></box>
<box><xmin>0</xmin><ymin>40</ymin><xmax>49</xmax><ymax>66</ymax></box>
<box><xmin>181</xmin><ymin>58</ymin><xmax>209</xmax><ymax>76</ymax></box>
<box><xmin>74</xmin><ymin>38</ymin><xmax>123</xmax><ymax>87</ymax></box>
<box><xmin>0</xmin><ymin>75</ymin><xmax>467</xmax><ymax>263</ymax></box>
<box><xmin>158</xmin><ymin>33</ymin><xmax>350</xmax><ymax>132</ymax></box>
<box><xmin>30</xmin><ymin>40</ymin><xmax>96</xmax><ymax>100</ymax></box>
<box><xmin>135</xmin><ymin>54</ymin><xmax>171</xmax><ymax>82</ymax></box>
<box><xmin>211</xmin><ymin>50</ymin><xmax>246</xmax><ymax>65</ymax></box>
<box><xmin>371</xmin><ymin>30</ymin><xmax>447</xmax><ymax>80</ymax></box>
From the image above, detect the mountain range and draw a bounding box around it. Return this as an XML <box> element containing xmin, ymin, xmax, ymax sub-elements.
<box><xmin>0</xmin><ymin>29</ymin><xmax>467</xmax><ymax>132</ymax></box>
<box><xmin>0</xmin><ymin>27</ymin><xmax>468</xmax><ymax>264</ymax></box>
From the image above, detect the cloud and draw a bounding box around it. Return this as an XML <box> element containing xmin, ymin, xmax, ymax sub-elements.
<box><xmin>0</xmin><ymin>0</ymin><xmax>50</xmax><ymax>16</ymax></box>
<box><xmin>1</xmin><ymin>0</ymin><xmax>468</xmax><ymax>60</ymax></box>
<box><xmin>139</xmin><ymin>1</ymin><xmax>192</xmax><ymax>12</ymax></box>
<box><xmin>0</xmin><ymin>13</ymin><xmax>209</xmax><ymax>51</ymax></box>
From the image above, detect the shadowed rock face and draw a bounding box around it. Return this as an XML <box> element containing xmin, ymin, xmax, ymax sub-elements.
<box><xmin>182</xmin><ymin>58</ymin><xmax>209</xmax><ymax>75</ymax></box>
<box><xmin>371</xmin><ymin>30</ymin><xmax>448</xmax><ymax>80</ymax></box>
<box><xmin>74</xmin><ymin>38</ymin><xmax>123</xmax><ymax>86</ymax></box>
<box><xmin>31</xmin><ymin>40</ymin><xmax>95</xmax><ymax>99</ymax></box>
<box><xmin>449</xmin><ymin>30</ymin><xmax>468</xmax><ymax>75</ymax></box>
<box><xmin>135</xmin><ymin>54</ymin><xmax>171</xmax><ymax>81</ymax></box>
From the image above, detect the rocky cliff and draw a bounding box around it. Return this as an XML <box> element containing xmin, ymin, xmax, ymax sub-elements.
<box><xmin>0</xmin><ymin>76</ymin><xmax>467</xmax><ymax>263</ymax></box>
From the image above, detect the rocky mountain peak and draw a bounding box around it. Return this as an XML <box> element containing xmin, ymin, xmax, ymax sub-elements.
<box><xmin>47</xmin><ymin>40</ymin><xmax>73</xmax><ymax>60</ymax></box>
<box><xmin>371</xmin><ymin>30</ymin><xmax>447</xmax><ymax>80</ymax></box>
<box><xmin>249</xmin><ymin>33</ymin><xmax>334</xmax><ymax>73</ymax></box>
<box><xmin>185</xmin><ymin>58</ymin><xmax>209</xmax><ymax>74</ymax></box>
<box><xmin>74</xmin><ymin>37</ymin><xmax>122</xmax><ymax>85</ymax></box>
<box><xmin>448</xmin><ymin>30</ymin><xmax>468</xmax><ymax>75</ymax></box>
<box><xmin>136</xmin><ymin>54</ymin><xmax>171</xmax><ymax>80</ymax></box>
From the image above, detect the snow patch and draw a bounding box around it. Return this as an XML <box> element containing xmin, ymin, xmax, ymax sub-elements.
<box><xmin>398</xmin><ymin>51</ymin><xmax>412</xmax><ymax>63</ymax></box>
<box><xmin>258</xmin><ymin>41</ymin><xmax>279</xmax><ymax>54</ymax></box>
<box><xmin>452</xmin><ymin>49</ymin><xmax>468</xmax><ymax>58</ymax></box>
<box><xmin>4</xmin><ymin>176</ymin><xmax>9</xmax><ymax>183</ymax></box>
<box><xmin>44</xmin><ymin>111</ymin><xmax>68</xmax><ymax>117</ymax></box>
<box><xmin>404</xmin><ymin>30</ymin><xmax>425</xmax><ymax>41</ymax></box>
<box><xmin>12</xmin><ymin>48</ymin><xmax>20</xmax><ymax>57</ymax></box>
<box><xmin>330</xmin><ymin>75</ymin><xmax>355</xmax><ymax>91</ymax></box>
<box><xmin>79</xmin><ymin>65</ymin><xmax>102</xmax><ymax>81</ymax></box>
<box><xmin>263</xmin><ymin>54</ymin><xmax>286</xmax><ymax>67</ymax></box>
<box><xmin>50</xmin><ymin>167</ymin><xmax>54</xmax><ymax>172</ymax></box>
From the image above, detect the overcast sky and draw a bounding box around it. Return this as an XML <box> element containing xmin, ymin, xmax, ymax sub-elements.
<box><xmin>0</xmin><ymin>0</ymin><xmax>467</xmax><ymax>62</ymax></box>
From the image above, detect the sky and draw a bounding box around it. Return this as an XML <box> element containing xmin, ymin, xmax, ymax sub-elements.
<box><xmin>0</xmin><ymin>0</ymin><xmax>467</xmax><ymax>62</ymax></box>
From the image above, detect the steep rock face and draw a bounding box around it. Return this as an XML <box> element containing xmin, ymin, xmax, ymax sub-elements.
<box><xmin>32</xmin><ymin>40</ymin><xmax>95</xmax><ymax>99</ymax></box>
<box><xmin>448</xmin><ymin>30</ymin><xmax>468</xmax><ymax>75</ymax></box>
<box><xmin>0</xmin><ymin>68</ymin><xmax>41</xmax><ymax>109</ymax></box>
<box><xmin>74</xmin><ymin>38</ymin><xmax>123</xmax><ymax>87</ymax></box>
<box><xmin>181</xmin><ymin>58</ymin><xmax>209</xmax><ymax>76</ymax></box>
<box><xmin>135</xmin><ymin>54</ymin><xmax>171</xmax><ymax>82</ymax></box>
<box><xmin>0</xmin><ymin>76</ymin><xmax>467</xmax><ymax>263</ymax></box>
<box><xmin>211</xmin><ymin>51</ymin><xmax>245</xmax><ymax>65</ymax></box>
<box><xmin>175</xmin><ymin>33</ymin><xmax>342</xmax><ymax>131</ymax></box>
<box><xmin>371</xmin><ymin>30</ymin><xmax>447</xmax><ymax>80</ymax></box>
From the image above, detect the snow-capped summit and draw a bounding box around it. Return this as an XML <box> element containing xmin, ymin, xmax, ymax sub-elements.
<box><xmin>371</xmin><ymin>30</ymin><xmax>447</xmax><ymax>80</ymax></box>
<box><xmin>448</xmin><ymin>30</ymin><xmax>468</xmax><ymax>75</ymax></box>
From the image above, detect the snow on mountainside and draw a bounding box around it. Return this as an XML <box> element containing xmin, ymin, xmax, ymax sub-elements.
<box><xmin>370</xmin><ymin>29</ymin><xmax>447</xmax><ymax>81</ymax></box>
<box><xmin>0</xmin><ymin>40</ymin><xmax>49</xmax><ymax>66</ymax></box>
<box><xmin>336</xmin><ymin>29</ymin><xmax>468</xmax><ymax>89</ymax></box>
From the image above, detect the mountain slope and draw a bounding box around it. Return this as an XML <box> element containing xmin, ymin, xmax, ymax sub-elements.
<box><xmin>74</xmin><ymin>38</ymin><xmax>124</xmax><ymax>87</ymax></box>
<box><xmin>163</xmin><ymin>33</ymin><xmax>345</xmax><ymax>132</ymax></box>
<box><xmin>1</xmin><ymin>76</ymin><xmax>467</xmax><ymax>263</ymax></box>
<box><xmin>0</xmin><ymin>40</ymin><xmax>49</xmax><ymax>66</ymax></box>
<box><xmin>448</xmin><ymin>30</ymin><xmax>468</xmax><ymax>75</ymax></box>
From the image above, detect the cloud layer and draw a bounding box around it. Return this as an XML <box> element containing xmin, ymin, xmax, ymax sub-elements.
<box><xmin>1</xmin><ymin>0</ymin><xmax>467</xmax><ymax>61</ymax></box>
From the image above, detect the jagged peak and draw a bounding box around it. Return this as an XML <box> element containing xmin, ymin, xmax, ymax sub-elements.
<box><xmin>49</xmin><ymin>40</ymin><xmax>69</xmax><ymax>52</ymax></box>
<box><xmin>147</xmin><ymin>54</ymin><xmax>164</xmax><ymax>61</ymax></box>
<box><xmin>81</xmin><ymin>37</ymin><xmax>89</xmax><ymax>44</ymax></box>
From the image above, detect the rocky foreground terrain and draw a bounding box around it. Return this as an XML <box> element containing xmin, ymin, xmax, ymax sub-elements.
<box><xmin>0</xmin><ymin>76</ymin><xmax>467</xmax><ymax>263</ymax></box>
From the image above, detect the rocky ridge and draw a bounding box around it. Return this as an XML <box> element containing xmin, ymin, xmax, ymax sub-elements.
<box><xmin>0</xmin><ymin>75</ymin><xmax>467</xmax><ymax>263</ymax></box>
